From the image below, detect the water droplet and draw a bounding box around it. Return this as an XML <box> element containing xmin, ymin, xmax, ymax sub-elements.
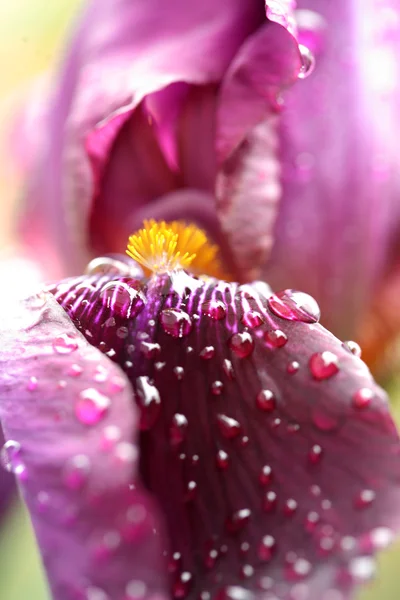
<box><xmin>101</xmin><ymin>425</ymin><xmax>122</xmax><ymax>450</ymax></box>
<box><xmin>185</xmin><ymin>480</ymin><xmax>197</xmax><ymax>502</ymax></box>
<box><xmin>53</xmin><ymin>333</ymin><xmax>79</xmax><ymax>354</ymax></box>
<box><xmin>85</xmin><ymin>255</ymin><xmax>142</xmax><ymax>277</ymax></box>
<box><xmin>27</xmin><ymin>376</ymin><xmax>38</xmax><ymax>391</ymax></box>
<box><xmin>348</xmin><ymin>556</ymin><xmax>376</xmax><ymax>581</ymax></box>
<box><xmin>222</xmin><ymin>359</ymin><xmax>235</xmax><ymax>379</ymax></box>
<box><xmin>240</xmin><ymin>565</ymin><xmax>254</xmax><ymax>579</ymax></box>
<box><xmin>99</xmin><ymin>278</ymin><xmax>146</xmax><ymax>319</ymax></box>
<box><xmin>68</xmin><ymin>364</ymin><xmax>83</xmax><ymax>377</ymax></box>
<box><xmin>86</xmin><ymin>586</ymin><xmax>109</xmax><ymax>600</ymax></box>
<box><xmin>63</xmin><ymin>454</ymin><xmax>91</xmax><ymax>490</ymax></box>
<box><xmin>140</xmin><ymin>342</ymin><xmax>161</xmax><ymax>359</ymax></box>
<box><xmin>309</xmin><ymin>351</ymin><xmax>339</xmax><ymax>380</ymax></box>
<box><xmin>93</xmin><ymin>365</ymin><xmax>108</xmax><ymax>383</ymax></box>
<box><xmin>0</xmin><ymin>440</ymin><xmax>22</xmax><ymax>473</ymax></box>
<box><xmin>259</xmin><ymin>465</ymin><xmax>273</xmax><ymax>486</ymax></box>
<box><xmin>216</xmin><ymin>414</ymin><xmax>242</xmax><ymax>439</ymax></box>
<box><xmin>174</xmin><ymin>366</ymin><xmax>185</xmax><ymax>380</ymax></box>
<box><xmin>354</xmin><ymin>489</ymin><xmax>376</xmax><ymax>509</ymax></box>
<box><xmin>258</xmin><ymin>535</ymin><xmax>276</xmax><ymax>561</ymax></box>
<box><xmin>204</xmin><ymin>547</ymin><xmax>219</xmax><ymax>569</ymax></box>
<box><xmin>298</xmin><ymin>44</ymin><xmax>315</xmax><ymax>79</ymax></box>
<box><xmin>342</xmin><ymin>340</ymin><xmax>362</xmax><ymax>358</ymax></box>
<box><xmin>215</xmin><ymin>586</ymin><xmax>254</xmax><ymax>600</ymax></box>
<box><xmin>201</xmin><ymin>300</ymin><xmax>227</xmax><ymax>320</ymax></box>
<box><xmin>75</xmin><ymin>388</ymin><xmax>111</xmax><ymax>425</ymax></box>
<box><xmin>200</xmin><ymin>346</ymin><xmax>215</xmax><ymax>359</ymax></box>
<box><xmin>264</xmin><ymin>329</ymin><xmax>288</xmax><ymax>348</ymax></box>
<box><xmin>170</xmin><ymin>414</ymin><xmax>188</xmax><ymax>447</ymax></box>
<box><xmin>312</xmin><ymin>408</ymin><xmax>339</xmax><ymax>432</ymax></box>
<box><xmin>305</xmin><ymin>511</ymin><xmax>320</xmax><ymax>532</ymax></box>
<box><xmin>241</xmin><ymin>310</ymin><xmax>264</xmax><ymax>328</ymax></box>
<box><xmin>369</xmin><ymin>527</ymin><xmax>394</xmax><ymax>550</ymax></box>
<box><xmin>267</xmin><ymin>289</ymin><xmax>320</xmax><ymax>323</ymax></box>
<box><xmin>114</xmin><ymin>442</ymin><xmax>138</xmax><ymax>464</ymax></box>
<box><xmin>109</xmin><ymin>376</ymin><xmax>126</xmax><ymax>393</ymax></box>
<box><xmin>168</xmin><ymin>551</ymin><xmax>182</xmax><ymax>574</ymax></box>
<box><xmin>216</xmin><ymin>449</ymin><xmax>230</xmax><ymax>470</ymax></box>
<box><xmin>309</xmin><ymin>444</ymin><xmax>323</xmax><ymax>464</ymax></box>
<box><xmin>172</xmin><ymin>571</ymin><xmax>193</xmax><ymax>599</ymax></box>
<box><xmin>353</xmin><ymin>388</ymin><xmax>373</xmax><ymax>409</ymax></box>
<box><xmin>284</xmin><ymin>498</ymin><xmax>298</xmax><ymax>516</ymax></box>
<box><xmin>288</xmin><ymin>361</ymin><xmax>300</xmax><ymax>374</ymax></box>
<box><xmin>136</xmin><ymin>376</ymin><xmax>161</xmax><ymax>430</ymax></box>
<box><xmin>256</xmin><ymin>390</ymin><xmax>276</xmax><ymax>412</ymax></box>
<box><xmin>226</xmin><ymin>508</ymin><xmax>251</xmax><ymax>533</ymax></box>
<box><xmin>228</xmin><ymin>332</ymin><xmax>254</xmax><ymax>358</ymax></box>
<box><xmin>211</xmin><ymin>381</ymin><xmax>224</xmax><ymax>396</ymax></box>
<box><xmin>160</xmin><ymin>308</ymin><xmax>192</xmax><ymax>338</ymax></box>
<box><xmin>263</xmin><ymin>490</ymin><xmax>277</xmax><ymax>512</ymax></box>
<box><xmin>125</xmin><ymin>580</ymin><xmax>147</xmax><ymax>600</ymax></box>
<box><xmin>287</xmin><ymin>557</ymin><xmax>312</xmax><ymax>580</ymax></box>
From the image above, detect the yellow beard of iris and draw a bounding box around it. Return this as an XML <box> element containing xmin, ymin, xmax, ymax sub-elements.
<box><xmin>126</xmin><ymin>219</ymin><xmax>227</xmax><ymax>279</ymax></box>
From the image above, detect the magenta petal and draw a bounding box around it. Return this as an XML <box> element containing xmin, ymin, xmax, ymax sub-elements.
<box><xmin>19</xmin><ymin>0</ymin><xmax>265</xmax><ymax>277</ymax></box>
<box><xmin>264</xmin><ymin>0</ymin><xmax>400</xmax><ymax>337</ymax></box>
<box><xmin>216</xmin><ymin>23</ymin><xmax>301</xmax><ymax>279</ymax></box>
<box><xmin>53</xmin><ymin>272</ymin><xmax>400</xmax><ymax>599</ymax></box>
<box><xmin>0</xmin><ymin>293</ymin><xmax>168</xmax><ymax>600</ymax></box>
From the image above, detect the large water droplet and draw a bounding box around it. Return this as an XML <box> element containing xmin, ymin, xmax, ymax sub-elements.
<box><xmin>342</xmin><ymin>340</ymin><xmax>362</xmax><ymax>358</ymax></box>
<box><xmin>201</xmin><ymin>300</ymin><xmax>227</xmax><ymax>320</ymax></box>
<box><xmin>267</xmin><ymin>289</ymin><xmax>320</xmax><ymax>323</ymax></box>
<box><xmin>85</xmin><ymin>255</ymin><xmax>142</xmax><ymax>277</ymax></box>
<box><xmin>53</xmin><ymin>333</ymin><xmax>79</xmax><ymax>354</ymax></box>
<box><xmin>99</xmin><ymin>278</ymin><xmax>146</xmax><ymax>319</ymax></box>
<box><xmin>200</xmin><ymin>346</ymin><xmax>215</xmax><ymax>360</ymax></box>
<box><xmin>136</xmin><ymin>376</ymin><xmax>161</xmax><ymax>430</ymax></box>
<box><xmin>160</xmin><ymin>308</ymin><xmax>192</xmax><ymax>338</ymax></box>
<box><xmin>75</xmin><ymin>388</ymin><xmax>111</xmax><ymax>425</ymax></box>
<box><xmin>216</xmin><ymin>414</ymin><xmax>242</xmax><ymax>439</ymax></box>
<box><xmin>298</xmin><ymin>44</ymin><xmax>315</xmax><ymax>79</ymax></box>
<box><xmin>140</xmin><ymin>341</ymin><xmax>161</xmax><ymax>359</ymax></box>
<box><xmin>228</xmin><ymin>332</ymin><xmax>254</xmax><ymax>358</ymax></box>
<box><xmin>353</xmin><ymin>388</ymin><xmax>373</xmax><ymax>409</ymax></box>
<box><xmin>309</xmin><ymin>351</ymin><xmax>339</xmax><ymax>380</ymax></box>
<box><xmin>241</xmin><ymin>310</ymin><xmax>264</xmax><ymax>328</ymax></box>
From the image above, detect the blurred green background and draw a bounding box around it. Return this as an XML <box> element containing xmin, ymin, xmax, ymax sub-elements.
<box><xmin>0</xmin><ymin>1</ymin><xmax>399</xmax><ymax>599</ymax></box>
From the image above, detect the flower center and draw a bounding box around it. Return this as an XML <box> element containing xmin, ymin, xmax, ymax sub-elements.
<box><xmin>126</xmin><ymin>219</ymin><xmax>224</xmax><ymax>277</ymax></box>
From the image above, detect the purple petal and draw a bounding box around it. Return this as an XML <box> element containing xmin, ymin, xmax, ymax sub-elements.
<box><xmin>52</xmin><ymin>269</ymin><xmax>400</xmax><ymax>599</ymax></box>
<box><xmin>264</xmin><ymin>0</ymin><xmax>400</xmax><ymax>337</ymax></box>
<box><xmin>216</xmin><ymin>22</ymin><xmax>301</xmax><ymax>279</ymax></box>
<box><xmin>0</xmin><ymin>292</ymin><xmax>168</xmax><ymax>600</ymax></box>
<box><xmin>19</xmin><ymin>0</ymin><xmax>265</xmax><ymax>278</ymax></box>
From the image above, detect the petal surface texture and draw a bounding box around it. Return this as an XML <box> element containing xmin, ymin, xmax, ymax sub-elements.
<box><xmin>43</xmin><ymin>266</ymin><xmax>400</xmax><ymax>600</ymax></box>
<box><xmin>0</xmin><ymin>292</ymin><xmax>168</xmax><ymax>600</ymax></box>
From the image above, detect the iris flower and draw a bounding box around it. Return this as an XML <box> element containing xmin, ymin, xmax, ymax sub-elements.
<box><xmin>2</xmin><ymin>0</ymin><xmax>400</xmax><ymax>599</ymax></box>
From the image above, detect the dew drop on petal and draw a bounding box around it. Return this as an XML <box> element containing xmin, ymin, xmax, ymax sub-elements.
<box><xmin>125</xmin><ymin>580</ymin><xmax>147</xmax><ymax>600</ymax></box>
<box><xmin>288</xmin><ymin>361</ymin><xmax>300</xmax><ymax>374</ymax></box>
<box><xmin>258</xmin><ymin>535</ymin><xmax>276</xmax><ymax>561</ymax></box>
<box><xmin>222</xmin><ymin>359</ymin><xmax>235</xmax><ymax>380</ymax></box>
<box><xmin>75</xmin><ymin>388</ymin><xmax>111</xmax><ymax>425</ymax></box>
<box><xmin>27</xmin><ymin>376</ymin><xmax>38</xmax><ymax>391</ymax></box>
<box><xmin>114</xmin><ymin>442</ymin><xmax>138</xmax><ymax>465</ymax></box>
<box><xmin>0</xmin><ymin>440</ymin><xmax>24</xmax><ymax>475</ymax></box>
<box><xmin>267</xmin><ymin>289</ymin><xmax>320</xmax><ymax>323</ymax></box>
<box><xmin>228</xmin><ymin>332</ymin><xmax>254</xmax><ymax>358</ymax></box>
<box><xmin>286</xmin><ymin>558</ymin><xmax>312</xmax><ymax>580</ymax></box>
<box><xmin>264</xmin><ymin>329</ymin><xmax>288</xmax><ymax>348</ymax></box>
<box><xmin>101</xmin><ymin>425</ymin><xmax>122</xmax><ymax>450</ymax></box>
<box><xmin>309</xmin><ymin>444</ymin><xmax>323</xmax><ymax>464</ymax></box>
<box><xmin>211</xmin><ymin>381</ymin><xmax>224</xmax><ymax>396</ymax></box>
<box><xmin>226</xmin><ymin>508</ymin><xmax>251</xmax><ymax>533</ymax></box>
<box><xmin>99</xmin><ymin>278</ymin><xmax>146</xmax><ymax>319</ymax></box>
<box><xmin>259</xmin><ymin>465</ymin><xmax>273</xmax><ymax>486</ymax></box>
<box><xmin>68</xmin><ymin>364</ymin><xmax>83</xmax><ymax>377</ymax></box>
<box><xmin>312</xmin><ymin>408</ymin><xmax>339</xmax><ymax>432</ymax></box>
<box><xmin>256</xmin><ymin>390</ymin><xmax>276</xmax><ymax>412</ymax></box>
<box><xmin>85</xmin><ymin>255</ymin><xmax>141</xmax><ymax>277</ymax></box>
<box><xmin>160</xmin><ymin>308</ymin><xmax>192</xmax><ymax>338</ymax></box>
<box><xmin>136</xmin><ymin>376</ymin><xmax>161</xmax><ymax>430</ymax></box>
<box><xmin>201</xmin><ymin>300</ymin><xmax>227</xmax><ymax>320</ymax></box>
<box><xmin>298</xmin><ymin>44</ymin><xmax>315</xmax><ymax>79</ymax></box>
<box><xmin>263</xmin><ymin>490</ymin><xmax>277</xmax><ymax>512</ymax></box>
<box><xmin>342</xmin><ymin>340</ymin><xmax>362</xmax><ymax>358</ymax></box>
<box><xmin>63</xmin><ymin>454</ymin><xmax>91</xmax><ymax>490</ymax></box>
<box><xmin>348</xmin><ymin>556</ymin><xmax>376</xmax><ymax>581</ymax></box>
<box><xmin>309</xmin><ymin>351</ymin><xmax>339</xmax><ymax>380</ymax></box>
<box><xmin>170</xmin><ymin>414</ymin><xmax>188</xmax><ymax>447</ymax></box>
<box><xmin>241</xmin><ymin>310</ymin><xmax>264</xmax><ymax>328</ymax></box>
<box><xmin>140</xmin><ymin>341</ymin><xmax>161</xmax><ymax>359</ymax></box>
<box><xmin>172</xmin><ymin>571</ymin><xmax>193</xmax><ymax>599</ymax></box>
<box><xmin>353</xmin><ymin>388</ymin><xmax>373</xmax><ymax>409</ymax></box>
<box><xmin>216</xmin><ymin>450</ymin><xmax>230</xmax><ymax>470</ymax></box>
<box><xmin>173</xmin><ymin>366</ymin><xmax>185</xmax><ymax>380</ymax></box>
<box><xmin>284</xmin><ymin>498</ymin><xmax>298</xmax><ymax>516</ymax></box>
<box><xmin>200</xmin><ymin>346</ymin><xmax>215</xmax><ymax>360</ymax></box>
<box><xmin>53</xmin><ymin>333</ymin><xmax>79</xmax><ymax>354</ymax></box>
<box><xmin>354</xmin><ymin>489</ymin><xmax>376</xmax><ymax>509</ymax></box>
<box><xmin>216</xmin><ymin>414</ymin><xmax>242</xmax><ymax>439</ymax></box>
